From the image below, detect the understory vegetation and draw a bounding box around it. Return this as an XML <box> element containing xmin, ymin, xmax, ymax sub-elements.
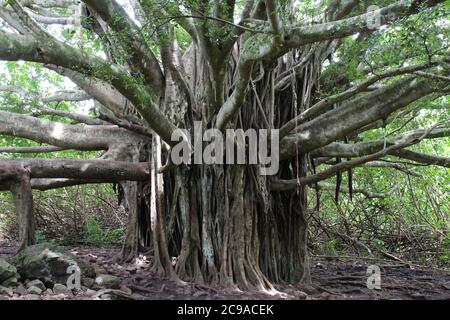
<box><xmin>0</xmin><ymin>184</ymin><xmax>126</xmax><ymax>247</ymax></box>
<box><xmin>1</xmin><ymin>163</ymin><xmax>448</xmax><ymax>267</ymax></box>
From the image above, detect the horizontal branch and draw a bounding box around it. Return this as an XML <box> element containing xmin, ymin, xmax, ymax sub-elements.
<box><xmin>363</xmin><ymin>161</ymin><xmax>421</xmax><ymax>177</ymax></box>
<box><xmin>28</xmin><ymin>11</ymin><xmax>76</xmax><ymax>25</ymax></box>
<box><xmin>280</xmin><ymin>76</ymin><xmax>447</xmax><ymax>159</ymax></box>
<box><xmin>0</xmin><ymin>146</ymin><xmax>67</xmax><ymax>153</ymax></box>
<box><xmin>0</xmin><ymin>110</ymin><xmax>147</xmax><ymax>150</ymax></box>
<box><xmin>284</xmin><ymin>0</ymin><xmax>445</xmax><ymax>49</ymax></box>
<box><xmin>31</xmin><ymin>105</ymin><xmax>107</xmax><ymax>126</ymax></box>
<box><xmin>313</xmin><ymin>127</ymin><xmax>450</xmax><ymax>168</ymax></box>
<box><xmin>20</xmin><ymin>0</ymin><xmax>78</xmax><ymax>9</ymax></box>
<box><xmin>0</xmin><ymin>158</ymin><xmax>150</xmax><ymax>181</ymax></box>
<box><xmin>0</xmin><ymin>178</ymin><xmax>105</xmax><ymax>192</ymax></box>
<box><xmin>391</xmin><ymin>148</ymin><xmax>450</xmax><ymax>167</ymax></box>
<box><xmin>310</xmin><ymin>182</ymin><xmax>389</xmax><ymax>199</ymax></box>
<box><xmin>0</xmin><ymin>86</ymin><xmax>92</xmax><ymax>105</ymax></box>
<box><xmin>272</xmin><ymin>130</ymin><xmax>429</xmax><ymax>191</ymax></box>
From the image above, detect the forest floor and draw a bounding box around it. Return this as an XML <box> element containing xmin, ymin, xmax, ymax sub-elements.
<box><xmin>1</xmin><ymin>244</ymin><xmax>449</xmax><ymax>300</ymax></box>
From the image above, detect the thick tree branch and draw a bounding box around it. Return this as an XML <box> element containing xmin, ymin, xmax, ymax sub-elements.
<box><xmin>313</xmin><ymin>127</ymin><xmax>450</xmax><ymax>168</ymax></box>
<box><xmin>284</xmin><ymin>0</ymin><xmax>446</xmax><ymax>49</ymax></box>
<box><xmin>0</xmin><ymin>158</ymin><xmax>150</xmax><ymax>181</ymax></box>
<box><xmin>98</xmin><ymin>113</ymin><xmax>154</xmax><ymax>138</ymax></box>
<box><xmin>215</xmin><ymin>0</ymin><xmax>445</xmax><ymax>130</ymax></box>
<box><xmin>45</xmin><ymin>65</ymin><xmax>130</xmax><ymax>116</ymax></box>
<box><xmin>391</xmin><ymin>149</ymin><xmax>450</xmax><ymax>167</ymax></box>
<box><xmin>27</xmin><ymin>11</ymin><xmax>76</xmax><ymax>25</ymax></box>
<box><xmin>0</xmin><ymin>31</ymin><xmax>180</xmax><ymax>144</ymax></box>
<box><xmin>360</xmin><ymin>161</ymin><xmax>421</xmax><ymax>177</ymax></box>
<box><xmin>31</xmin><ymin>105</ymin><xmax>107</xmax><ymax>126</ymax></box>
<box><xmin>0</xmin><ymin>110</ymin><xmax>147</xmax><ymax>150</ymax></box>
<box><xmin>280</xmin><ymin>76</ymin><xmax>448</xmax><ymax>159</ymax></box>
<box><xmin>279</xmin><ymin>59</ymin><xmax>447</xmax><ymax>137</ymax></box>
<box><xmin>0</xmin><ymin>85</ymin><xmax>92</xmax><ymax>103</ymax></box>
<box><xmin>266</xmin><ymin>0</ymin><xmax>281</xmax><ymax>37</ymax></box>
<box><xmin>83</xmin><ymin>0</ymin><xmax>165</xmax><ymax>96</ymax></box>
<box><xmin>273</xmin><ymin>127</ymin><xmax>436</xmax><ymax>190</ymax></box>
<box><xmin>20</xmin><ymin>0</ymin><xmax>78</xmax><ymax>9</ymax></box>
<box><xmin>0</xmin><ymin>146</ymin><xmax>67</xmax><ymax>153</ymax></box>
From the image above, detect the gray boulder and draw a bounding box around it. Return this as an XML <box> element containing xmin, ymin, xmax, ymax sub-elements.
<box><xmin>44</xmin><ymin>288</ymin><xmax>53</xmax><ymax>295</ymax></box>
<box><xmin>53</xmin><ymin>283</ymin><xmax>71</xmax><ymax>295</ymax></box>
<box><xmin>82</xmin><ymin>277</ymin><xmax>95</xmax><ymax>288</ymax></box>
<box><xmin>0</xmin><ymin>258</ymin><xmax>20</xmax><ymax>286</ymax></box>
<box><xmin>95</xmin><ymin>274</ymin><xmax>121</xmax><ymax>289</ymax></box>
<box><xmin>14</xmin><ymin>284</ymin><xmax>28</xmax><ymax>295</ymax></box>
<box><xmin>26</xmin><ymin>279</ymin><xmax>46</xmax><ymax>291</ymax></box>
<box><xmin>27</xmin><ymin>286</ymin><xmax>43</xmax><ymax>295</ymax></box>
<box><xmin>0</xmin><ymin>285</ymin><xmax>13</xmax><ymax>297</ymax></box>
<box><xmin>10</xmin><ymin>243</ymin><xmax>95</xmax><ymax>287</ymax></box>
<box><xmin>1</xmin><ymin>277</ymin><xmax>18</xmax><ymax>287</ymax></box>
<box><xmin>94</xmin><ymin>289</ymin><xmax>134</xmax><ymax>300</ymax></box>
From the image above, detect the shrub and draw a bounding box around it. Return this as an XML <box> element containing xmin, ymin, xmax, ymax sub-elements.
<box><xmin>83</xmin><ymin>217</ymin><xmax>123</xmax><ymax>247</ymax></box>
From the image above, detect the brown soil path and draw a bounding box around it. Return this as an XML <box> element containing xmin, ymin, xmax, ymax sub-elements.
<box><xmin>1</xmin><ymin>245</ymin><xmax>449</xmax><ymax>300</ymax></box>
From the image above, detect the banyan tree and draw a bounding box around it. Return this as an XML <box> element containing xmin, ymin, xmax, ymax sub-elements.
<box><xmin>0</xmin><ymin>0</ymin><xmax>449</xmax><ymax>289</ymax></box>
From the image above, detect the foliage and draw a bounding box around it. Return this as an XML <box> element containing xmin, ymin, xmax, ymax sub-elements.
<box><xmin>0</xmin><ymin>184</ymin><xmax>125</xmax><ymax>247</ymax></box>
<box><xmin>83</xmin><ymin>216</ymin><xmax>123</xmax><ymax>247</ymax></box>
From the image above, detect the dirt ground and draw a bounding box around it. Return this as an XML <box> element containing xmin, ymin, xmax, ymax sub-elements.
<box><xmin>1</xmin><ymin>244</ymin><xmax>449</xmax><ymax>300</ymax></box>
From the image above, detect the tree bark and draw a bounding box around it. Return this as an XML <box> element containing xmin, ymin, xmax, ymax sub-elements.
<box><xmin>2</xmin><ymin>164</ymin><xmax>36</xmax><ymax>251</ymax></box>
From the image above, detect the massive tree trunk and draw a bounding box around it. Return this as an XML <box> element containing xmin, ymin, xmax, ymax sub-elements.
<box><xmin>121</xmin><ymin>44</ymin><xmax>321</xmax><ymax>288</ymax></box>
<box><xmin>153</xmin><ymin>162</ymin><xmax>311</xmax><ymax>289</ymax></box>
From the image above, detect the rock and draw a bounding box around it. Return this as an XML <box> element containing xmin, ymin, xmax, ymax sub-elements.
<box><xmin>0</xmin><ymin>258</ymin><xmax>20</xmax><ymax>286</ymax></box>
<box><xmin>443</xmin><ymin>281</ymin><xmax>450</xmax><ymax>290</ymax></box>
<box><xmin>53</xmin><ymin>283</ymin><xmax>71</xmax><ymax>295</ymax></box>
<box><xmin>119</xmin><ymin>285</ymin><xmax>132</xmax><ymax>295</ymax></box>
<box><xmin>192</xmin><ymin>291</ymin><xmax>208</xmax><ymax>298</ymax></box>
<box><xmin>26</xmin><ymin>279</ymin><xmax>46</xmax><ymax>291</ymax></box>
<box><xmin>23</xmin><ymin>294</ymin><xmax>41</xmax><ymax>300</ymax></box>
<box><xmin>0</xmin><ymin>295</ymin><xmax>8</xmax><ymax>300</ymax></box>
<box><xmin>44</xmin><ymin>289</ymin><xmax>53</xmax><ymax>295</ymax></box>
<box><xmin>95</xmin><ymin>274</ymin><xmax>121</xmax><ymax>289</ymax></box>
<box><xmin>10</xmin><ymin>243</ymin><xmax>96</xmax><ymax>287</ymax></box>
<box><xmin>125</xmin><ymin>266</ymin><xmax>137</xmax><ymax>274</ymax></box>
<box><xmin>14</xmin><ymin>284</ymin><xmax>28</xmax><ymax>295</ymax></box>
<box><xmin>410</xmin><ymin>293</ymin><xmax>427</xmax><ymax>300</ymax></box>
<box><xmin>94</xmin><ymin>289</ymin><xmax>135</xmax><ymax>300</ymax></box>
<box><xmin>1</xmin><ymin>277</ymin><xmax>19</xmax><ymax>287</ymax></box>
<box><xmin>296</xmin><ymin>291</ymin><xmax>308</xmax><ymax>300</ymax></box>
<box><xmin>27</xmin><ymin>286</ymin><xmax>43</xmax><ymax>295</ymax></box>
<box><xmin>81</xmin><ymin>277</ymin><xmax>95</xmax><ymax>288</ymax></box>
<box><xmin>0</xmin><ymin>285</ymin><xmax>13</xmax><ymax>297</ymax></box>
<box><xmin>84</xmin><ymin>289</ymin><xmax>97</xmax><ymax>297</ymax></box>
<box><xmin>52</xmin><ymin>293</ymin><xmax>67</xmax><ymax>300</ymax></box>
